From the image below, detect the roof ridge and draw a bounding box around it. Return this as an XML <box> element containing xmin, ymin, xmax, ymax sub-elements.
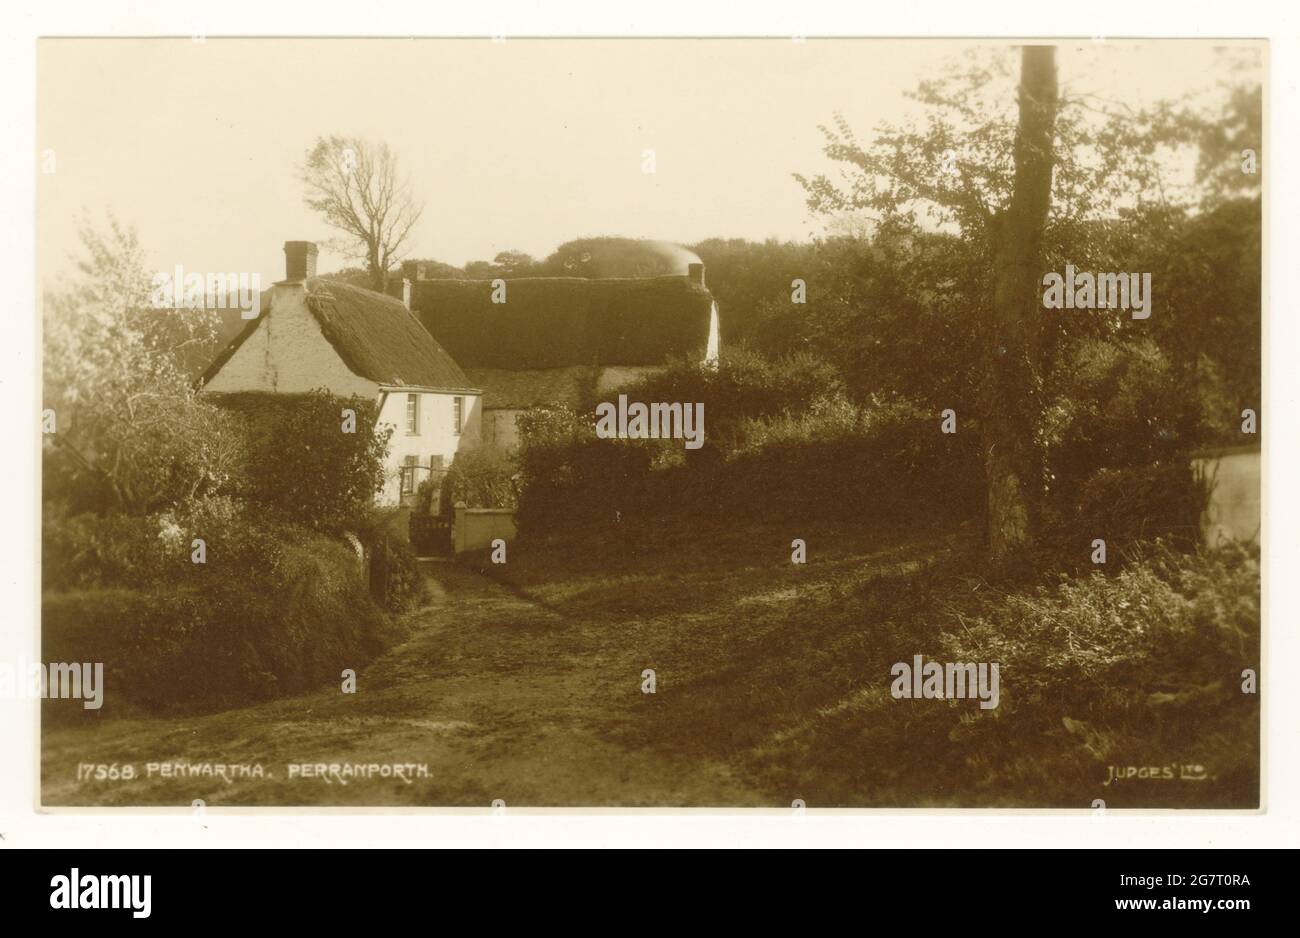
<box><xmin>199</xmin><ymin>278</ymin><xmax>476</xmax><ymax>393</ymax></box>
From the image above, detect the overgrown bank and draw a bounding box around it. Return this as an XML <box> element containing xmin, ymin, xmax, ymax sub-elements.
<box><xmin>480</xmin><ymin>517</ymin><xmax>1258</xmax><ymax>808</ymax></box>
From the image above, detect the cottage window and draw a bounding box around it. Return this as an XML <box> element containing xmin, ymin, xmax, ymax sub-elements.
<box><xmin>406</xmin><ymin>394</ymin><xmax>420</xmax><ymax>435</ymax></box>
<box><xmin>400</xmin><ymin>454</ymin><xmax>419</xmax><ymax>496</ymax></box>
<box><xmin>453</xmin><ymin>396</ymin><xmax>464</xmax><ymax>435</ymax></box>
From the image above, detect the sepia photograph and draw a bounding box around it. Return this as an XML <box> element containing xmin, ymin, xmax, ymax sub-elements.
<box><xmin>31</xmin><ymin>34</ymin><xmax>1262</xmax><ymax>812</ymax></box>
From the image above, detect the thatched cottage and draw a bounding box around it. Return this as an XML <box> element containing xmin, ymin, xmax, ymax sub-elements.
<box><xmin>392</xmin><ymin>261</ymin><xmax>720</xmax><ymax>448</ymax></box>
<box><xmin>200</xmin><ymin>241</ymin><xmax>482</xmax><ymax>505</ymax></box>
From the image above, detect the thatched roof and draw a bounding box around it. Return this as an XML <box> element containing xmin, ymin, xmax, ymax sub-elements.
<box><xmin>463</xmin><ymin>366</ymin><xmax>595</xmax><ymax>410</ymax></box>
<box><xmin>200</xmin><ymin>279</ymin><xmax>476</xmax><ymax>392</ymax></box>
<box><xmin>409</xmin><ymin>275</ymin><xmax>714</xmax><ymax>370</ymax></box>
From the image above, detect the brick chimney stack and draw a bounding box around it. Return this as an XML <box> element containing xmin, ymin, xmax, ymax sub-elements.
<box><xmin>401</xmin><ymin>260</ymin><xmax>429</xmax><ymax>282</ymax></box>
<box><xmin>284</xmin><ymin>241</ymin><xmax>318</xmax><ymax>281</ymax></box>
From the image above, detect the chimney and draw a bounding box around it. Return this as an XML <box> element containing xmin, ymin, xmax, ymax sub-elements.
<box><xmin>284</xmin><ymin>241</ymin><xmax>318</xmax><ymax>281</ymax></box>
<box><xmin>687</xmin><ymin>262</ymin><xmax>705</xmax><ymax>287</ymax></box>
<box><xmin>384</xmin><ymin>277</ymin><xmax>413</xmax><ymax>308</ymax></box>
<box><xmin>401</xmin><ymin>260</ymin><xmax>429</xmax><ymax>281</ymax></box>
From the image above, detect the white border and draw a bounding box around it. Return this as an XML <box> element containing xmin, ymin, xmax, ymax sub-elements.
<box><xmin>2</xmin><ymin>0</ymin><xmax>1295</xmax><ymax>849</ymax></box>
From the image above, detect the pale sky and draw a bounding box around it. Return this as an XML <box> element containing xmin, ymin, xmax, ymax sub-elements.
<box><xmin>35</xmin><ymin>38</ymin><xmax>1260</xmax><ymax>287</ymax></box>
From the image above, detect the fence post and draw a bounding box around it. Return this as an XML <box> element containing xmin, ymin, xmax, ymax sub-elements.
<box><xmin>453</xmin><ymin>502</ymin><xmax>467</xmax><ymax>554</ymax></box>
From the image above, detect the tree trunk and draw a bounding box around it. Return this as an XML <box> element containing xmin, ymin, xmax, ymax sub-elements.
<box><xmin>981</xmin><ymin>45</ymin><xmax>1058</xmax><ymax>562</ymax></box>
<box><xmin>368</xmin><ymin>245</ymin><xmax>386</xmax><ymax>292</ymax></box>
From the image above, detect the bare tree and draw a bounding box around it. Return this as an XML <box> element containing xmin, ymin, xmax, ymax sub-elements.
<box><xmin>300</xmin><ymin>136</ymin><xmax>423</xmax><ymax>292</ymax></box>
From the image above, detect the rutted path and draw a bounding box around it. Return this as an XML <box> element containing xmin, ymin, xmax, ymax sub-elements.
<box><xmin>42</xmin><ymin>564</ymin><xmax>761</xmax><ymax>807</ymax></box>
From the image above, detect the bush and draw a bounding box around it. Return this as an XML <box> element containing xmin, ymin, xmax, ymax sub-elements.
<box><xmin>733</xmin><ymin>393</ymin><xmax>920</xmax><ymax>450</ymax></box>
<box><xmin>933</xmin><ymin>542</ymin><xmax>1259</xmax><ymax>805</ymax></box>
<box><xmin>700</xmin><ymin>407</ymin><xmax>981</xmax><ymax>523</ymax></box>
<box><xmin>1043</xmin><ymin>337</ymin><xmax>1192</xmax><ymax>488</ymax></box>
<box><xmin>211</xmin><ymin>389</ymin><xmax>391</xmax><ymax>533</ymax></box>
<box><xmin>351</xmin><ymin>508</ymin><xmax>426</xmax><ymax>612</ymax></box>
<box><xmin>1040</xmin><ymin>461</ymin><xmax>1210</xmax><ymax>573</ymax></box>
<box><xmin>43</xmin><ymin>496</ymin><xmax>280</xmax><ymax>593</ymax></box>
<box><xmin>42</xmin><ymin>532</ymin><xmax>404</xmax><ymax>714</ymax></box>
<box><xmin>440</xmin><ymin>445</ymin><xmax>519</xmax><ymax>512</ymax></box>
<box><xmin>513</xmin><ymin>396</ymin><xmax>983</xmax><ymax>531</ymax></box>
<box><xmin>42</xmin><ymin>502</ymin><xmax>410</xmax><ymax>712</ymax></box>
<box><xmin>515</xmin><ymin>402</ymin><xmax>590</xmax><ymax>448</ymax></box>
<box><xmin>607</xmin><ymin>348</ymin><xmax>845</xmax><ymax>444</ymax></box>
<box><xmin>517</xmin><ymin>438</ymin><xmax>655</xmax><ymax>529</ymax></box>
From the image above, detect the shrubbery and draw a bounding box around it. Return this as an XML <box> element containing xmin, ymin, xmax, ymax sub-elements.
<box><xmin>514</xmin><ymin>385</ymin><xmax>983</xmax><ymax>531</ymax></box>
<box><xmin>210</xmin><ymin>389</ymin><xmax>391</xmax><ymax>533</ymax></box>
<box><xmin>41</xmin><ymin>223</ymin><xmax>414</xmax><ymax>718</ymax></box>
<box><xmin>353</xmin><ymin>507</ymin><xmax>425</xmax><ymax>612</ymax></box>
<box><xmin>932</xmin><ymin>542</ymin><xmax>1258</xmax><ymax>804</ymax></box>
<box><xmin>517</xmin><ymin>437</ymin><xmax>656</xmax><ymax>529</ymax></box>
<box><xmin>510</xmin><ymin>338</ymin><xmax>1229</xmax><ymax>564</ymax></box>
<box><xmin>42</xmin><ymin>505</ymin><xmax>405</xmax><ymax>715</ymax></box>
<box><xmin>510</xmin><ymin>349</ymin><xmax>989</xmax><ymax>532</ymax></box>
<box><xmin>1043</xmin><ymin>461</ymin><xmax>1209</xmax><ymax>567</ymax></box>
<box><xmin>42</xmin><ymin>389</ymin><xmax>415</xmax><ymax>716</ymax></box>
<box><xmin>608</xmin><ymin>348</ymin><xmax>845</xmax><ymax>444</ymax></box>
<box><xmin>1043</xmin><ymin>337</ymin><xmax>1193</xmax><ymax>491</ymax></box>
<box><xmin>440</xmin><ymin>445</ymin><xmax>519</xmax><ymax>512</ymax></box>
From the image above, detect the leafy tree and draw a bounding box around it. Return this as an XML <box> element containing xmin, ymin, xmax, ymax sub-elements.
<box><xmin>464</xmin><ymin>250</ymin><xmax>539</xmax><ymax>279</ymax></box>
<box><xmin>43</xmin><ymin>217</ymin><xmax>242</xmax><ymax>514</ymax></box>
<box><xmin>400</xmin><ymin>258</ymin><xmax>466</xmax><ymax>280</ymax></box>
<box><xmin>688</xmin><ymin>238</ymin><xmax>816</xmax><ymax>346</ymax></box>
<box><xmin>794</xmin><ymin>46</ymin><xmax>1218</xmax><ymax>560</ymax></box>
<box><xmin>490</xmin><ymin>250</ymin><xmax>539</xmax><ymax>276</ymax></box>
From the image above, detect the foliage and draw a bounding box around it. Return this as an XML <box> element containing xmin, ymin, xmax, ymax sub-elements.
<box><xmin>516</xmin><ymin>438</ymin><xmax>655</xmax><ymax>530</ymax></box>
<box><xmin>400</xmin><ymin>257</ymin><xmax>467</xmax><ymax>279</ymax></box>
<box><xmin>609</xmin><ymin>347</ymin><xmax>846</xmax><ymax>445</ymax></box>
<box><xmin>1040</xmin><ymin>462</ymin><xmax>1210</xmax><ymax>574</ymax></box>
<box><xmin>465</xmin><ymin>250</ymin><xmax>539</xmax><ymax>279</ymax></box>
<box><xmin>42</xmin><ymin>216</ymin><xmax>242</xmax><ymax>515</ymax></box>
<box><xmin>349</xmin><ymin>507</ymin><xmax>426</xmax><ymax>611</ymax></box>
<box><xmin>512</xmin><ymin>379</ymin><xmax>982</xmax><ymax>532</ymax></box>
<box><xmin>688</xmin><ymin>237</ymin><xmax>816</xmax><ymax>346</ymax></box>
<box><xmin>932</xmin><ymin>542</ymin><xmax>1258</xmax><ymax>804</ymax></box>
<box><xmin>787</xmin><ymin>47</ymin><xmax>1259</xmax><ymax>553</ymax></box>
<box><xmin>42</xmin><ymin>502</ymin><xmax>407</xmax><ymax>713</ymax></box>
<box><xmin>534</xmin><ymin>237</ymin><xmax>693</xmax><ymax>278</ymax></box>
<box><xmin>516</xmin><ymin>402</ymin><xmax>591</xmax><ymax>449</ymax></box>
<box><xmin>440</xmin><ymin>445</ymin><xmax>519</xmax><ymax>512</ymax></box>
<box><xmin>1042</xmin><ymin>337</ymin><xmax>1187</xmax><ymax>487</ymax></box>
<box><xmin>212</xmin><ymin>389</ymin><xmax>391</xmax><ymax>533</ymax></box>
<box><xmin>1142</xmin><ymin>197</ymin><xmax>1261</xmax><ymax>446</ymax></box>
<box><xmin>734</xmin><ymin>394</ymin><xmax>917</xmax><ymax>450</ymax></box>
